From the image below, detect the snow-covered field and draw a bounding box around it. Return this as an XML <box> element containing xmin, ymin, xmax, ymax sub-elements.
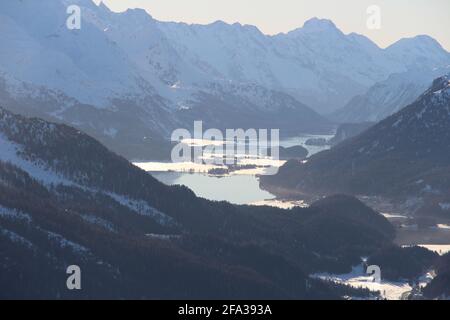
<box><xmin>381</xmin><ymin>212</ymin><xmax>408</xmax><ymax>219</ymax></box>
<box><xmin>135</xmin><ymin>138</ymin><xmax>287</xmax><ymax>176</ymax></box>
<box><xmin>416</xmin><ymin>244</ymin><xmax>450</xmax><ymax>255</ymax></box>
<box><xmin>134</xmin><ymin>135</ymin><xmax>333</xmax><ymax>176</ymax></box>
<box><xmin>249</xmin><ymin>199</ymin><xmax>308</xmax><ymax>209</ymax></box>
<box><xmin>311</xmin><ymin>264</ymin><xmax>434</xmax><ymax>300</ymax></box>
<box><xmin>133</xmin><ymin>161</ymin><xmax>223</xmax><ymax>173</ymax></box>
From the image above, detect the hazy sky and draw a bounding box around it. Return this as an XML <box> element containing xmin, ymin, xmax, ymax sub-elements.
<box><xmin>93</xmin><ymin>0</ymin><xmax>450</xmax><ymax>51</ymax></box>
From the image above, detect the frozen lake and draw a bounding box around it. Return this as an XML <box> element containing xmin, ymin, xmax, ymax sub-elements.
<box><xmin>152</xmin><ymin>171</ymin><xmax>275</xmax><ymax>205</ymax></box>
<box><xmin>134</xmin><ymin>134</ymin><xmax>331</xmax><ymax>207</ymax></box>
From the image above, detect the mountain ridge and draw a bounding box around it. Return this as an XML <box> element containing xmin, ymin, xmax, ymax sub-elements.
<box><xmin>0</xmin><ymin>105</ymin><xmax>400</xmax><ymax>299</ymax></box>
<box><xmin>1</xmin><ymin>0</ymin><xmax>449</xmax><ymax>161</ymax></box>
<box><xmin>262</xmin><ymin>74</ymin><xmax>450</xmax><ymax>213</ymax></box>
<box><xmin>331</xmin><ymin>67</ymin><xmax>450</xmax><ymax>123</ymax></box>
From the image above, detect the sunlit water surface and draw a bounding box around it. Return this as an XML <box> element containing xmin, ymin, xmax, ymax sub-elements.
<box><xmin>135</xmin><ymin>134</ymin><xmax>332</xmax><ymax>207</ymax></box>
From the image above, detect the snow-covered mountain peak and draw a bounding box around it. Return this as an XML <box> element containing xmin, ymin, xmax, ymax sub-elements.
<box><xmin>2</xmin><ymin>0</ymin><xmax>450</xmax><ymax>149</ymax></box>
<box><xmin>231</xmin><ymin>22</ymin><xmax>264</xmax><ymax>35</ymax></box>
<box><xmin>286</xmin><ymin>17</ymin><xmax>341</xmax><ymax>37</ymax></box>
<box><xmin>210</xmin><ymin>20</ymin><xmax>229</xmax><ymax>27</ymax></box>
<box><xmin>390</xmin><ymin>35</ymin><xmax>444</xmax><ymax>49</ymax></box>
<box><xmin>392</xmin><ymin>74</ymin><xmax>450</xmax><ymax>133</ymax></box>
<box><xmin>386</xmin><ymin>35</ymin><xmax>450</xmax><ymax>68</ymax></box>
<box><xmin>96</xmin><ymin>1</ymin><xmax>110</xmax><ymax>11</ymax></box>
<box><xmin>59</xmin><ymin>0</ymin><xmax>100</xmax><ymax>10</ymax></box>
<box><xmin>303</xmin><ymin>17</ymin><xmax>336</xmax><ymax>30</ymax></box>
<box><xmin>302</xmin><ymin>17</ymin><xmax>337</xmax><ymax>30</ymax></box>
<box><xmin>121</xmin><ymin>7</ymin><xmax>154</xmax><ymax>20</ymax></box>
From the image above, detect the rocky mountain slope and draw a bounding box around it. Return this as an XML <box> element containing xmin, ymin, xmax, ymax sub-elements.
<box><xmin>262</xmin><ymin>75</ymin><xmax>450</xmax><ymax>213</ymax></box>
<box><xmin>0</xmin><ymin>106</ymin><xmax>401</xmax><ymax>299</ymax></box>
<box><xmin>0</xmin><ymin>0</ymin><xmax>333</xmax><ymax>161</ymax></box>
<box><xmin>424</xmin><ymin>253</ymin><xmax>450</xmax><ymax>299</ymax></box>
<box><xmin>159</xmin><ymin>19</ymin><xmax>450</xmax><ymax>114</ymax></box>
<box><xmin>332</xmin><ymin>67</ymin><xmax>450</xmax><ymax>123</ymax></box>
<box><xmin>1</xmin><ymin>0</ymin><xmax>450</xmax><ymax>160</ymax></box>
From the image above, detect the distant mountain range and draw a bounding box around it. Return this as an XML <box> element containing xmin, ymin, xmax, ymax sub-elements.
<box><xmin>262</xmin><ymin>74</ymin><xmax>450</xmax><ymax>213</ymax></box>
<box><xmin>1</xmin><ymin>0</ymin><xmax>450</xmax><ymax>160</ymax></box>
<box><xmin>331</xmin><ymin>67</ymin><xmax>450</xmax><ymax>123</ymax></box>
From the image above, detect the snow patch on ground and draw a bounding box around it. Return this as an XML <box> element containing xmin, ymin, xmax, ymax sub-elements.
<box><xmin>0</xmin><ymin>133</ymin><xmax>74</xmax><ymax>187</ymax></box>
<box><xmin>311</xmin><ymin>264</ymin><xmax>430</xmax><ymax>300</ymax></box>
<box><xmin>0</xmin><ymin>205</ymin><xmax>32</xmax><ymax>223</ymax></box>
<box><xmin>381</xmin><ymin>212</ymin><xmax>408</xmax><ymax>219</ymax></box>
<box><xmin>0</xmin><ymin>227</ymin><xmax>34</xmax><ymax>249</ymax></box>
<box><xmin>80</xmin><ymin>214</ymin><xmax>117</xmax><ymax>233</ymax></box>
<box><xmin>106</xmin><ymin>192</ymin><xmax>175</xmax><ymax>226</ymax></box>
<box><xmin>42</xmin><ymin>229</ymin><xmax>90</xmax><ymax>255</ymax></box>
<box><xmin>249</xmin><ymin>199</ymin><xmax>308</xmax><ymax>209</ymax></box>
<box><xmin>145</xmin><ymin>233</ymin><xmax>181</xmax><ymax>240</ymax></box>
<box><xmin>0</xmin><ymin>133</ymin><xmax>174</xmax><ymax>227</ymax></box>
<box><xmin>134</xmin><ymin>161</ymin><xmax>224</xmax><ymax>173</ymax></box>
<box><xmin>393</xmin><ymin>116</ymin><xmax>403</xmax><ymax>127</ymax></box>
<box><xmin>416</xmin><ymin>245</ymin><xmax>450</xmax><ymax>256</ymax></box>
<box><xmin>103</xmin><ymin>127</ymin><xmax>118</xmax><ymax>138</ymax></box>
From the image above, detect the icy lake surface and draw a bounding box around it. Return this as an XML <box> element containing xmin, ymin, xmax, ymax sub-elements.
<box><xmin>134</xmin><ymin>134</ymin><xmax>332</xmax><ymax>207</ymax></box>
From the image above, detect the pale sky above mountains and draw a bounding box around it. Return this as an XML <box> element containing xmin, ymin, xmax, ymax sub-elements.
<box><xmin>92</xmin><ymin>0</ymin><xmax>450</xmax><ymax>51</ymax></box>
